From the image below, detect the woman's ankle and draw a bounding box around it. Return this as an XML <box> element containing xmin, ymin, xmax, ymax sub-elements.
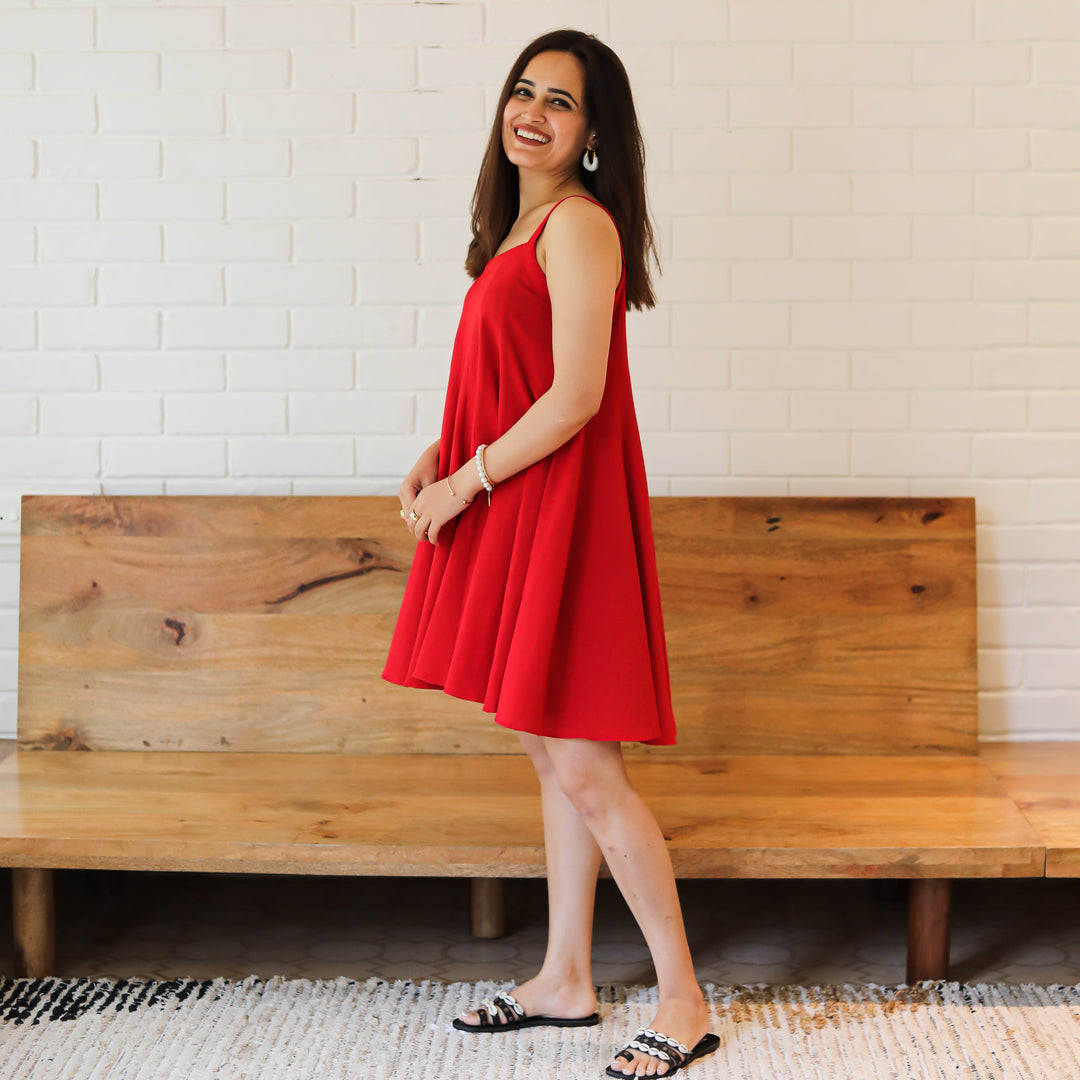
<box><xmin>656</xmin><ymin>987</ymin><xmax>708</xmax><ymax>1010</ymax></box>
<box><xmin>535</xmin><ymin>960</ymin><xmax>595</xmax><ymax>993</ymax></box>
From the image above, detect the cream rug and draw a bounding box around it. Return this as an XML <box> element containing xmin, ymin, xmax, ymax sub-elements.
<box><xmin>2</xmin><ymin>976</ymin><xmax>1078</xmax><ymax>1079</ymax></box>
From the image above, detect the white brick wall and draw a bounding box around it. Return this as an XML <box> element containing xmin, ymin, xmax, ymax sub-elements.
<box><xmin>0</xmin><ymin>2</ymin><xmax>1077</xmax><ymax>743</ymax></box>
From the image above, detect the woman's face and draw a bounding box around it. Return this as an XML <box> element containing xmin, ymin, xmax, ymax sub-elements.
<box><xmin>502</xmin><ymin>50</ymin><xmax>592</xmax><ymax>180</ymax></box>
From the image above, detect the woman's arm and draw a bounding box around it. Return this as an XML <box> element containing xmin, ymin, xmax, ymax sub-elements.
<box><xmin>449</xmin><ymin>199</ymin><xmax>623</xmax><ymax>501</ymax></box>
<box><xmin>451</xmin><ymin>390</ymin><xmax>596</xmax><ymax>500</ymax></box>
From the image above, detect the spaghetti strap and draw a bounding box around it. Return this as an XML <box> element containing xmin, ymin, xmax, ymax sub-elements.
<box><xmin>541</xmin><ymin>194</ymin><xmax>618</xmax><ymax>234</ymax></box>
<box><xmin>545</xmin><ymin>193</ymin><xmax>611</xmax><ymax>221</ymax></box>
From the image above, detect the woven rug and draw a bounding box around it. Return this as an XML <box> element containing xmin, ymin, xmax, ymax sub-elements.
<box><xmin>2</xmin><ymin>976</ymin><xmax>1078</xmax><ymax>1079</ymax></box>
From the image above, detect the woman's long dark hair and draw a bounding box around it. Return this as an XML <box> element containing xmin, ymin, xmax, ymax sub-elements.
<box><xmin>464</xmin><ymin>29</ymin><xmax>660</xmax><ymax>311</ymax></box>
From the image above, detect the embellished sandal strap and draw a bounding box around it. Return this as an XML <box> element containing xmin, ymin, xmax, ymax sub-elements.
<box><xmin>624</xmin><ymin>1037</ymin><xmax>674</xmax><ymax>1067</ymax></box>
<box><xmin>476</xmin><ymin>998</ymin><xmax>500</xmax><ymax>1024</ymax></box>
<box><xmin>644</xmin><ymin>1027</ymin><xmax>691</xmax><ymax>1057</ymax></box>
<box><xmin>494</xmin><ymin>991</ymin><xmax>525</xmax><ymax>1019</ymax></box>
<box><xmin>474</xmin><ymin>990</ymin><xmax>526</xmax><ymax>1026</ymax></box>
<box><xmin>626</xmin><ymin>1028</ymin><xmax>689</xmax><ymax>1069</ymax></box>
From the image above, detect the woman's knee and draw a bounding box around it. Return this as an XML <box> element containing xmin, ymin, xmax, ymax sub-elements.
<box><xmin>517</xmin><ymin>731</ymin><xmax>556</xmax><ymax>778</ymax></box>
<box><xmin>544</xmin><ymin>741</ymin><xmax>630</xmax><ymax>818</ymax></box>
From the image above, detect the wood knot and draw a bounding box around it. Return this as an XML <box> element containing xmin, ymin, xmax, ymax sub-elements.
<box><xmin>43</xmin><ymin>726</ymin><xmax>91</xmax><ymax>751</ymax></box>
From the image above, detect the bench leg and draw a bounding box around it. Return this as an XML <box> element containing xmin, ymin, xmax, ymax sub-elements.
<box><xmin>470</xmin><ymin>877</ymin><xmax>506</xmax><ymax>939</ymax></box>
<box><xmin>907</xmin><ymin>878</ymin><xmax>951</xmax><ymax>983</ymax></box>
<box><xmin>12</xmin><ymin>867</ymin><xmax>56</xmax><ymax>979</ymax></box>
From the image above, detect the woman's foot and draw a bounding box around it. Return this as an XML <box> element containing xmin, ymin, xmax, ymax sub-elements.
<box><xmin>457</xmin><ymin>970</ymin><xmax>597</xmax><ymax>1027</ymax></box>
<box><xmin>608</xmin><ymin>994</ymin><xmax>712</xmax><ymax>1077</ymax></box>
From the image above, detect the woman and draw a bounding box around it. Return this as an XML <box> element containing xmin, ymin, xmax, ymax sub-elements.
<box><xmin>381</xmin><ymin>29</ymin><xmax>719</xmax><ymax>1079</ymax></box>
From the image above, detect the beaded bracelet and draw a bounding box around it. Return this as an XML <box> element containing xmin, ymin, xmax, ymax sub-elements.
<box><xmin>475</xmin><ymin>443</ymin><xmax>494</xmax><ymax>506</ymax></box>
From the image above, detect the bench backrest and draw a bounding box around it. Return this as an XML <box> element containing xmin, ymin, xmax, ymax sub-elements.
<box><xmin>17</xmin><ymin>494</ymin><xmax>977</xmax><ymax>756</ymax></box>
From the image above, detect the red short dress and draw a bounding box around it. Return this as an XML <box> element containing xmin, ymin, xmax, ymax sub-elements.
<box><xmin>381</xmin><ymin>194</ymin><xmax>676</xmax><ymax>745</ymax></box>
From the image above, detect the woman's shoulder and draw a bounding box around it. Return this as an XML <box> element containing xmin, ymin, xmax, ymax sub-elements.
<box><xmin>538</xmin><ymin>193</ymin><xmax>621</xmax><ymax>275</ymax></box>
<box><xmin>545</xmin><ymin>193</ymin><xmax>618</xmax><ymax>239</ymax></box>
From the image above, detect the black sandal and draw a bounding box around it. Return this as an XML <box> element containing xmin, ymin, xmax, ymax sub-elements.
<box><xmin>606</xmin><ymin>1027</ymin><xmax>721</xmax><ymax>1077</ymax></box>
<box><xmin>452</xmin><ymin>989</ymin><xmax>600</xmax><ymax>1033</ymax></box>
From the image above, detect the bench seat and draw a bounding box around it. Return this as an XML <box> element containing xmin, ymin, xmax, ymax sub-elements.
<box><xmin>0</xmin><ymin>750</ymin><xmax>1041</xmax><ymax>878</ymax></box>
<box><xmin>979</xmin><ymin>742</ymin><xmax>1080</xmax><ymax>877</ymax></box>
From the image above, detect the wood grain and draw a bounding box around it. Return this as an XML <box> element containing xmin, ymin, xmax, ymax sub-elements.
<box><xmin>0</xmin><ymin>750</ymin><xmax>1041</xmax><ymax>879</ymax></box>
<box><xmin>17</xmin><ymin>494</ymin><xmax>977</xmax><ymax>756</ymax></box>
<box><xmin>979</xmin><ymin>742</ymin><xmax>1080</xmax><ymax>877</ymax></box>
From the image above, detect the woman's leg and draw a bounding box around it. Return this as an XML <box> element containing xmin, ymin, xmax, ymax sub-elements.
<box><xmin>456</xmin><ymin>730</ymin><xmax>602</xmax><ymax>1025</ymax></box>
<box><xmin>541</xmin><ymin>737</ymin><xmax>709</xmax><ymax>1078</ymax></box>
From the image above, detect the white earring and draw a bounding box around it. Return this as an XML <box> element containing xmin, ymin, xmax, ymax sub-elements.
<box><xmin>583</xmin><ymin>145</ymin><xmax>599</xmax><ymax>172</ymax></box>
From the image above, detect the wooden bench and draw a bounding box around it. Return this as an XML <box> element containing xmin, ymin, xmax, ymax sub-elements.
<box><xmin>0</xmin><ymin>493</ymin><xmax>1060</xmax><ymax>983</ymax></box>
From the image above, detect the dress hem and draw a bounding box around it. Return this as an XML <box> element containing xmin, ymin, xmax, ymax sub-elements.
<box><xmin>380</xmin><ymin>672</ymin><xmax>676</xmax><ymax>746</ymax></box>
<box><xmin>494</xmin><ymin>712</ymin><xmax>677</xmax><ymax>746</ymax></box>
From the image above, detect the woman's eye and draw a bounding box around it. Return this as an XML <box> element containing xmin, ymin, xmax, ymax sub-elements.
<box><xmin>514</xmin><ymin>88</ymin><xmax>568</xmax><ymax>107</ymax></box>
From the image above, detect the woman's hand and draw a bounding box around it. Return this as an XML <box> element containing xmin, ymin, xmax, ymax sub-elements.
<box><xmin>404</xmin><ymin>474</ymin><xmax>472</xmax><ymax>546</ymax></box>
<box><xmin>398</xmin><ymin>441</ymin><xmax>439</xmax><ymax>506</ymax></box>
<box><xmin>397</xmin><ymin>442</ymin><xmax>470</xmax><ymax>546</ymax></box>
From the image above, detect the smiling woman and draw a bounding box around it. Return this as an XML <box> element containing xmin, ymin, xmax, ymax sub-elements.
<box><xmin>463</xmin><ymin>33</ymin><xmax>658</xmax><ymax>307</ymax></box>
<box><xmin>381</xmin><ymin>29</ymin><xmax>718</xmax><ymax>1080</ymax></box>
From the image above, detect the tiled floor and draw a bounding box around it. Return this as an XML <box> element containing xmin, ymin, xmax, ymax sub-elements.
<box><xmin>1</xmin><ymin>869</ymin><xmax>1077</xmax><ymax>987</ymax></box>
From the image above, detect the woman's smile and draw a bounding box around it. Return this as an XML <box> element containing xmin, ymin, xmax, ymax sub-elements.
<box><xmin>514</xmin><ymin>126</ymin><xmax>551</xmax><ymax>146</ymax></box>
